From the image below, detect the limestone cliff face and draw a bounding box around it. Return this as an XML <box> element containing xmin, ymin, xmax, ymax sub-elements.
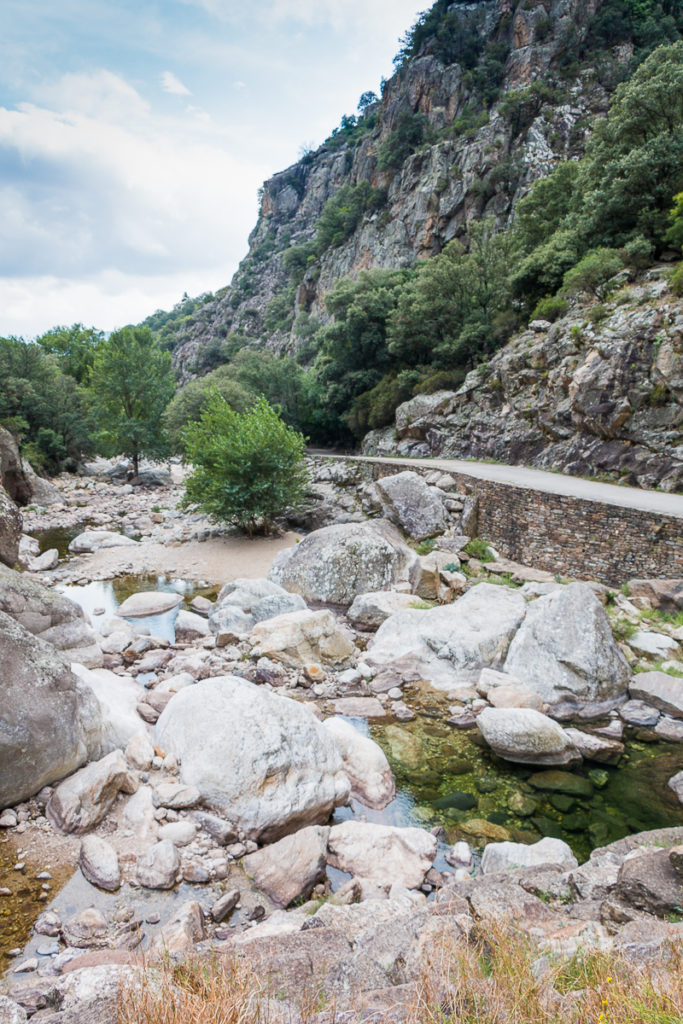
<box><xmin>362</xmin><ymin>270</ymin><xmax>683</xmax><ymax>492</ymax></box>
<box><xmin>169</xmin><ymin>0</ymin><xmax>615</xmax><ymax>379</ymax></box>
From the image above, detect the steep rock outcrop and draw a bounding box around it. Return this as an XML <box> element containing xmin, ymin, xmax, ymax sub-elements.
<box><xmin>167</xmin><ymin>0</ymin><xmax>615</xmax><ymax>379</ymax></box>
<box><xmin>362</xmin><ymin>274</ymin><xmax>683</xmax><ymax>491</ymax></box>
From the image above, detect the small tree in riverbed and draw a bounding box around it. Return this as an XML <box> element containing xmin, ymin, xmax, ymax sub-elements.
<box><xmin>89</xmin><ymin>326</ymin><xmax>175</xmax><ymax>476</ymax></box>
<box><xmin>181</xmin><ymin>393</ymin><xmax>308</xmax><ymax>536</ymax></box>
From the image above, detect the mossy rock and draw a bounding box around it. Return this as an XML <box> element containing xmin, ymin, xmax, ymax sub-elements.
<box><xmin>528</xmin><ymin>771</ymin><xmax>594</xmax><ymax>798</ymax></box>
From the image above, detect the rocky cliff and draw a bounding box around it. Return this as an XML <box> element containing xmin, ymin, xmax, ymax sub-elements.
<box><xmin>167</xmin><ymin>0</ymin><xmax>620</xmax><ymax>378</ymax></box>
<box><xmin>363</xmin><ymin>268</ymin><xmax>683</xmax><ymax>491</ymax></box>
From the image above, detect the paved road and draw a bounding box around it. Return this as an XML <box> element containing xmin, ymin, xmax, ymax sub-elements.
<box><xmin>330</xmin><ymin>454</ymin><xmax>683</xmax><ymax>520</ymax></box>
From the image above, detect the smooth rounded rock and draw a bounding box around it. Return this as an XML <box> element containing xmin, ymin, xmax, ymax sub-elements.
<box><xmin>79</xmin><ymin>836</ymin><xmax>121</xmax><ymax>891</ymax></box>
<box><xmin>477</xmin><ymin>707</ymin><xmax>582</xmax><ymax>767</ymax></box>
<box><xmin>117</xmin><ymin>591</ymin><xmax>182</xmax><ymax>617</ymax></box>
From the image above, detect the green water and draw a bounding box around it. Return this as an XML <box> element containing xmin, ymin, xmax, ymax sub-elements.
<box><xmin>31</xmin><ymin>524</ymin><xmax>93</xmax><ymax>557</ymax></box>
<box><xmin>366</xmin><ymin>684</ymin><xmax>683</xmax><ymax>863</ymax></box>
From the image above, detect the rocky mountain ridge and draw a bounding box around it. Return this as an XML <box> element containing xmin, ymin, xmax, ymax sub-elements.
<box><xmin>166</xmin><ymin>0</ymin><xmax>617</xmax><ymax>379</ymax></box>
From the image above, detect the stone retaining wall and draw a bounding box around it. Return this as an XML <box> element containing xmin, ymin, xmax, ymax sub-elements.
<box><xmin>325</xmin><ymin>458</ymin><xmax>682</xmax><ymax>587</ymax></box>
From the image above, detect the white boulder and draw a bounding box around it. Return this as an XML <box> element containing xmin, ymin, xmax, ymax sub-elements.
<box><xmin>481</xmin><ymin>837</ymin><xmax>578</xmax><ymax>875</ymax></box>
<box><xmin>367</xmin><ymin>583</ymin><xmax>527</xmax><ymax>690</ymax></box>
<box><xmin>155</xmin><ymin>676</ymin><xmax>350</xmax><ymax>841</ymax></box>
<box><xmin>504</xmin><ymin>583</ymin><xmax>630</xmax><ymax>707</ymax></box>
<box><xmin>269</xmin><ymin>521</ymin><xmax>420</xmax><ymax>606</ymax></box>
<box><xmin>327</xmin><ymin>821</ymin><xmax>437</xmax><ymax>890</ymax></box>
<box><xmin>323</xmin><ymin>717</ymin><xmax>395</xmax><ymax>809</ymax></box>
<box><xmin>477</xmin><ymin>707</ymin><xmax>582</xmax><ymax>767</ymax></box>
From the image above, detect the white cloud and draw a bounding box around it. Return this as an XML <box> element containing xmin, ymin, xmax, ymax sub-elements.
<box><xmin>0</xmin><ymin>68</ymin><xmax>266</xmax><ymax>334</ymax></box>
<box><xmin>161</xmin><ymin>70</ymin><xmax>192</xmax><ymax>96</ymax></box>
<box><xmin>233</xmin><ymin>80</ymin><xmax>246</xmax><ymax>90</ymax></box>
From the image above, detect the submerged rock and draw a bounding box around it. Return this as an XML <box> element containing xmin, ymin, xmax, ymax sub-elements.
<box><xmin>155</xmin><ymin>676</ymin><xmax>350</xmax><ymax>841</ymax></box>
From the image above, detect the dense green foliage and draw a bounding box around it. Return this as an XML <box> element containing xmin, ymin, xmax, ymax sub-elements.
<box><xmin>164</xmin><ymin>369</ymin><xmax>256</xmax><ymax>453</ymax></box>
<box><xmin>0</xmin><ymin>335</ymin><xmax>95</xmax><ymax>473</ymax></box>
<box><xmin>182</xmin><ymin>395</ymin><xmax>308</xmax><ymax>536</ymax></box>
<box><xmin>89</xmin><ymin>326</ymin><xmax>176</xmax><ymax>474</ymax></box>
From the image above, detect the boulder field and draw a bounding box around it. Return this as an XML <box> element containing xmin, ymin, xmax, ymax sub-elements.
<box><xmin>1</xmin><ymin>460</ymin><xmax>682</xmax><ymax>1022</ymax></box>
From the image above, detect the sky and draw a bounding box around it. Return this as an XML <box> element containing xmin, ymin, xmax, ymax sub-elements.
<box><xmin>0</xmin><ymin>0</ymin><xmax>426</xmax><ymax>339</ymax></box>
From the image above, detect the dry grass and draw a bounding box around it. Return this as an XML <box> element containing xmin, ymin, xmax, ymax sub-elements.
<box><xmin>117</xmin><ymin>925</ymin><xmax>683</xmax><ymax>1024</ymax></box>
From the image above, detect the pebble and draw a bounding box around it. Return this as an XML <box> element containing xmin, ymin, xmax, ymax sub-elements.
<box><xmin>0</xmin><ymin>887</ymin><xmax>11</xmax><ymax>896</ymax></box>
<box><xmin>36</xmin><ymin>941</ymin><xmax>60</xmax><ymax>956</ymax></box>
<box><xmin>0</xmin><ymin>809</ymin><xmax>18</xmax><ymax>827</ymax></box>
<box><xmin>13</xmin><ymin>958</ymin><xmax>38</xmax><ymax>973</ymax></box>
<box><xmin>14</xmin><ymin>862</ymin><xmax>25</xmax><ymax>871</ymax></box>
<box><xmin>36</xmin><ymin>871</ymin><xmax>52</xmax><ymax>880</ymax></box>
<box><xmin>145</xmin><ymin>912</ymin><xmax>161</xmax><ymax>924</ymax></box>
<box><xmin>387</xmin><ymin>687</ymin><xmax>403</xmax><ymax>700</ymax></box>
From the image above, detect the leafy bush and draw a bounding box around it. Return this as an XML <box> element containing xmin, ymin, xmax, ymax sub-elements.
<box><xmin>671</xmin><ymin>261</ymin><xmax>683</xmax><ymax>296</ymax></box>
<box><xmin>182</xmin><ymin>395</ymin><xmax>308</xmax><ymax>536</ymax></box>
<box><xmin>561</xmin><ymin>248</ymin><xmax>624</xmax><ymax>300</ymax></box>
<box><xmin>377</xmin><ymin>112</ymin><xmax>427</xmax><ymax>172</ymax></box>
<box><xmin>163</xmin><ymin>369</ymin><xmax>255</xmax><ymax>453</ymax></box>
<box><xmin>531</xmin><ymin>295</ymin><xmax>569</xmax><ymax>323</ymax></box>
<box><xmin>316</xmin><ymin>182</ymin><xmax>386</xmax><ymax>251</ymax></box>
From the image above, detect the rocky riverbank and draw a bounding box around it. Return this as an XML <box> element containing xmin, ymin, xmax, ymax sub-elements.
<box><xmin>1</xmin><ymin>459</ymin><xmax>682</xmax><ymax>1022</ymax></box>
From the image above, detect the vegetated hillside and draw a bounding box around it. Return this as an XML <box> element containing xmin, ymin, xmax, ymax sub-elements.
<box><xmin>144</xmin><ymin>0</ymin><xmax>683</xmax><ymax>471</ymax></box>
<box><xmin>363</xmin><ymin>267</ymin><xmax>683</xmax><ymax>491</ymax></box>
<box><xmin>161</xmin><ymin>0</ymin><xmax>673</xmax><ymax>377</ymax></box>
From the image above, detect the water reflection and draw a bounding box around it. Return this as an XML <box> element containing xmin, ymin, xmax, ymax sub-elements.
<box><xmin>57</xmin><ymin>575</ymin><xmax>215</xmax><ymax>644</ymax></box>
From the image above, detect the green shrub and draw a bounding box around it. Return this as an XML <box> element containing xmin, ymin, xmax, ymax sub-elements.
<box><xmin>377</xmin><ymin>111</ymin><xmax>427</xmax><ymax>172</ymax></box>
<box><xmin>464</xmin><ymin>538</ymin><xmax>494</xmax><ymax>562</ymax></box>
<box><xmin>671</xmin><ymin>261</ymin><xmax>683</xmax><ymax>296</ymax></box>
<box><xmin>531</xmin><ymin>295</ymin><xmax>569</xmax><ymax>323</ymax></box>
<box><xmin>561</xmin><ymin>248</ymin><xmax>624</xmax><ymax>300</ymax></box>
<box><xmin>182</xmin><ymin>395</ymin><xmax>308</xmax><ymax>536</ymax></box>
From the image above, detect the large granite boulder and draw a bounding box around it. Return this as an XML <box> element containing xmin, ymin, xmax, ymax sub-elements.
<box><xmin>0</xmin><ymin>564</ymin><xmax>102</xmax><ymax>666</ymax></box>
<box><xmin>0</xmin><ymin>426</ymin><xmax>32</xmax><ymax>504</ymax></box>
<box><xmin>250</xmin><ymin>609</ymin><xmax>355</xmax><ymax>668</ymax></box>
<box><xmin>481</xmin><ymin>837</ymin><xmax>578</xmax><ymax>875</ymax></box>
<box><xmin>504</xmin><ymin>583</ymin><xmax>630</xmax><ymax>708</ymax></box>
<box><xmin>476</xmin><ymin>707</ymin><xmax>582</xmax><ymax>767</ymax></box>
<box><xmin>327</xmin><ymin>821</ymin><xmax>437</xmax><ymax>890</ymax></box>
<box><xmin>0</xmin><ymin>485</ymin><xmax>22</xmax><ymax>567</ymax></box>
<box><xmin>243</xmin><ymin>825</ymin><xmax>329</xmax><ymax>907</ymax></box>
<box><xmin>47</xmin><ymin>750</ymin><xmax>131</xmax><ymax>833</ymax></box>
<box><xmin>72</xmin><ymin>665</ymin><xmax>144</xmax><ymax>757</ymax></box>
<box><xmin>155</xmin><ymin>676</ymin><xmax>350</xmax><ymax>841</ymax></box>
<box><xmin>366</xmin><ymin>583</ymin><xmax>527</xmax><ymax>690</ymax></box>
<box><xmin>629</xmin><ymin>672</ymin><xmax>683</xmax><ymax>719</ymax></box>
<box><xmin>208</xmin><ymin>578</ymin><xmax>307</xmax><ymax>637</ymax></box>
<box><xmin>0</xmin><ymin>611</ymin><xmax>102</xmax><ymax>807</ymax></box>
<box><xmin>269</xmin><ymin>521</ymin><xmax>420</xmax><ymax>606</ymax></box>
<box><xmin>375</xmin><ymin>471</ymin><xmax>446</xmax><ymax>540</ymax></box>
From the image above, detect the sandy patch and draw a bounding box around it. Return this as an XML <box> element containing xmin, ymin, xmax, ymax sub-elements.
<box><xmin>64</xmin><ymin>532</ymin><xmax>300</xmax><ymax>585</ymax></box>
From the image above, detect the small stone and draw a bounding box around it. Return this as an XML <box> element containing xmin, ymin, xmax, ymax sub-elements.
<box><xmin>145</xmin><ymin>912</ymin><xmax>161</xmax><ymax>924</ymax></box>
<box><xmin>588</xmin><ymin>768</ymin><xmax>610</xmax><ymax>789</ymax></box>
<box><xmin>211</xmin><ymin>889</ymin><xmax>239</xmax><ymax>922</ymax></box>
<box><xmin>14</xmin><ymin>862</ymin><xmax>25</xmax><ymax>871</ymax></box>
<box><xmin>0</xmin><ymin>809</ymin><xmax>18</xmax><ymax>827</ymax></box>
<box><xmin>13</xmin><ymin>958</ymin><xmax>38</xmax><ymax>973</ymax></box>
<box><xmin>34</xmin><ymin>911</ymin><xmax>61</xmax><ymax>936</ymax></box>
